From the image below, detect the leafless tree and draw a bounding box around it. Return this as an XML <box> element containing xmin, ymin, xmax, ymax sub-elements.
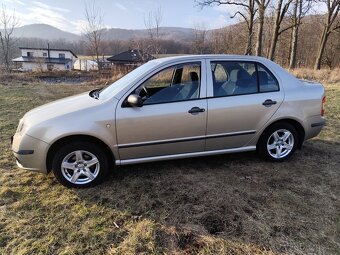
<box><xmin>197</xmin><ymin>0</ymin><xmax>257</xmax><ymax>55</ymax></box>
<box><xmin>288</xmin><ymin>0</ymin><xmax>313</xmax><ymax>69</ymax></box>
<box><xmin>132</xmin><ymin>38</ymin><xmax>153</xmax><ymax>62</ymax></box>
<box><xmin>144</xmin><ymin>6</ymin><xmax>163</xmax><ymax>57</ymax></box>
<box><xmin>314</xmin><ymin>0</ymin><xmax>340</xmax><ymax>69</ymax></box>
<box><xmin>323</xmin><ymin>35</ymin><xmax>340</xmax><ymax>69</ymax></box>
<box><xmin>210</xmin><ymin>27</ymin><xmax>231</xmax><ymax>53</ymax></box>
<box><xmin>254</xmin><ymin>0</ymin><xmax>271</xmax><ymax>56</ymax></box>
<box><xmin>267</xmin><ymin>0</ymin><xmax>294</xmax><ymax>60</ymax></box>
<box><xmin>0</xmin><ymin>4</ymin><xmax>19</xmax><ymax>72</ymax></box>
<box><xmin>83</xmin><ymin>0</ymin><xmax>103</xmax><ymax>70</ymax></box>
<box><xmin>192</xmin><ymin>22</ymin><xmax>208</xmax><ymax>54</ymax></box>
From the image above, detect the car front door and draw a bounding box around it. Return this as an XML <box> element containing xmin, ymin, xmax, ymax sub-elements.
<box><xmin>116</xmin><ymin>61</ymin><xmax>207</xmax><ymax>161</ymax></box>
<box><xmin>206</xmin><ymin>60</ymin><xmax>284</xmax><ymax>151</ymax></box>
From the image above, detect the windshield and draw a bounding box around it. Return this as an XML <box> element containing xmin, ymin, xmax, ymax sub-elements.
<box><xmin>99</xmin><ymin>61</ymin><xmax>159</xmax><ymax>100</ymax></box>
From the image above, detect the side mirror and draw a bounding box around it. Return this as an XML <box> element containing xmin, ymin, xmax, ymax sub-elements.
<box><xmin>127</xmin><ymin>94</ymin><xmax>143</xmax><ymax>107</ymax></box>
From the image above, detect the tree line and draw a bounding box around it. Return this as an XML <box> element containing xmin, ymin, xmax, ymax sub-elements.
<box><xmin>197</xmin><ymin>0</ymin><xmax>340</xmax><ymax>69</ymax></box>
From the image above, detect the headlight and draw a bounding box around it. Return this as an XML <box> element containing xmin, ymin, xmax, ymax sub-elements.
<box><xmin>16</xmin><ymin>119</ymin><xmax>25</xmax><ymax>134</ymax></box>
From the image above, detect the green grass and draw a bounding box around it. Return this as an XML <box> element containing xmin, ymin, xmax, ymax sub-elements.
<box><xmin>0</xmin><ymin>81</ymin><xmax>339</xmax><ymax>254</ymax></box>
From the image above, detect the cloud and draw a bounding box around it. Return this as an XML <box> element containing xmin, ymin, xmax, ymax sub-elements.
<box><xmin>187</xmin><ymin>13</ymin><xmax>235</xmax><ymax>29</ymax></box>
<box><xmin>14</xmin><ymin>1</ymin><xmax>85</xmax><ymax>34</ymax></box>
<box><xmin>22</xmin><ymin>3</ymin><xmax>71</xmax><ymax>31</ymax></box>
<box><xmin>71</xmin><ymin>19</ymin><xmax>88</xmax><ymax>34</ymax></box>
<box><xmin>115</xmin><ymin>3</ymin><xmax>127</xmax><ymax>11</ymax></box>
<box><xmin>310</xmin><ymin>1</ymin><xmax>328</xmax><ymax>14</ymax></box>
<box><xmin>32</xmin><ymin>1</ymin><xmax>70</xmax><ymax>13</ymax></box>
<box><xmin>3</xmin><ymin>0</ymin><xmax>25</xmax><ymax>6</ymax></box>
<box><xmin>213</xmin><ymin>3</ymin><xmax>243</xmax><ymax>18</ymax></box>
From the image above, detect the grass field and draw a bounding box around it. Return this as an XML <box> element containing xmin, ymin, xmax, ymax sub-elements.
<box><xmin>0</xmin><ymin>78</ymin><xmax>339</xmax><ymax>254</ymax></box>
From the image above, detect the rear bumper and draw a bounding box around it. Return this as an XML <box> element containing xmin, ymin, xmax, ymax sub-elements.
<box><xmin>11</xmin><ymin>133</ymin><xmax>49</xmax><ymax>173</ymax></box>
<box><xmin>304</xmin><ymin>116</ymin><xmax>325</xmax><ymax>140</ymax></box>
<box><xmin>311</xmin><ymin>121</ymin><xmax>326</xmax><ymax>128</ymax></box>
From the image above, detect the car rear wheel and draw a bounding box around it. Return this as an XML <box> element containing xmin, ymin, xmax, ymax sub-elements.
<box><xmin>52</xmin><ymin>142</ymin><xmax>109</xmax><ymax>188</ymax></box>
<box><xmin>257</xmin><ymin>122</ymin><xmax>298</xmax><ymax>162</ymax></box>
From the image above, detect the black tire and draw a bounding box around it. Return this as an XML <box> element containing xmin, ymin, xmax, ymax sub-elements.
<box><xmin>257</xmin><ymin>122</ymin><xmax>299</xmax><ymax>162</ymax></box>
<box><xmin>52</xmin><ymin>141</ymin><xmax>109</xmax><ymax>188</ymax></box>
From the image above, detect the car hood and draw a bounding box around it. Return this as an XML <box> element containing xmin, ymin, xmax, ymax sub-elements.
<box><xmin>23</xmin><ymin>91</ymin><xmax>101</xmax><ymax>126</ymax></box>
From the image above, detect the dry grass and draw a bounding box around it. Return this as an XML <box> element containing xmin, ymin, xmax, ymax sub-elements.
<box><xmin>290</xmin><ymin>68</ymin><xmax>340</xmax><ymax>84</ymax></box>
<box><xmin>0</xmin><ymin>71</ymin><xmax>339</xmax><ymax>254</ymax></box>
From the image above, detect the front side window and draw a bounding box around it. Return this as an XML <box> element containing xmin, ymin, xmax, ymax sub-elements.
<box><xmin>132</xmin><ymin>62</ymin><xmax>201</xmax><ymax>105</ymax></box>
<box><xmin>59</xmin><ymin>53</ymin><xmax>65</xmax><ymax>59</ymax></box>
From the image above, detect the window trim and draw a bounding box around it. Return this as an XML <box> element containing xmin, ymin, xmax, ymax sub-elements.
<box><xmin>208</xmin><ymin>60</ymin><xmax>280</xmax><ymax>98</ymax></box>
<box><xmin>122</xmin><ymin>61</ymin><xmax>203</xmax><ymax>107</ymax></box>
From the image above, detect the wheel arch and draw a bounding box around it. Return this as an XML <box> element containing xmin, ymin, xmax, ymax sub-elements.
<box><xmin>46</xmin><ymin>135</ymin><xmax>115</xmax><ymax>172</ymax></box>
<box><xmin>258</xmin><ymin>118</ymin><xmax>305</xmax><ymax>149</ymax></box>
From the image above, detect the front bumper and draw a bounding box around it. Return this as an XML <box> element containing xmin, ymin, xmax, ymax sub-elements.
<box><xmin>11</xmin><ymin>133</ymin><xmax>49</xmax><ymax>173</ymax></box>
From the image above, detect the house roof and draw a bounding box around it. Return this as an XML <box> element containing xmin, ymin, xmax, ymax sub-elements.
<box><xmin>107</xmin><ymin>49</ymin><xmax>154</xmax><ymax>63</ymax></box>
<box><xmin>12</xmin><ymin>57</ymin><xmax>73</xmax><ymax>64</ymax></box>
<box><xmin>19</xmin><ymin>47</ymin><xmax>78</xmax><ymax>58</ymax></box>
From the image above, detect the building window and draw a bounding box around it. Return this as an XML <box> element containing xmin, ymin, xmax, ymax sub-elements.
<box><xmin>59</xmin><ymin>53</ymin><xmax>65</xmax><ymax>59</ymax></box>
<box><xmin>27</xmin><ymin>52</ymin><xmax>33</xmax><ymax>57</ymax></box>
<box><xmin>43</xmin><ymin>53</ymin><xmax>47</xmax><ymax>57</ymax></box>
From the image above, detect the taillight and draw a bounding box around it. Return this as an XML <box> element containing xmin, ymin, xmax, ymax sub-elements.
<box><xmin>321</xmin><ymin>96</ymin><xmax>326</xmax><ymax>116</ymax></box>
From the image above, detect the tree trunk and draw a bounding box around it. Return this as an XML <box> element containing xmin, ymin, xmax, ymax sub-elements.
<box><xmin>244</xmin><ymin>0</ymin><xmax>256</xmax><ymax>55</ymax></box>
<box><xmin>289</xmin><ymin>25</ymin><xmax>299</xmax><ymax>69</ymax></box>
<box><xmin>255</xmin><ymin>5</ymin><xmax>265</xmax><ymax>56</ymax></box>
<box><xmin>268</xmin><ymin>0</ymin><xmax>283</xmax><ymax>60</ymax></box>
<box><xmin>244</xmin><ymin>16</ymin><xmax>254</xmax><ymax>55</ymax></box>
<box><xmin>314</xmin><ymin>26</ymin><xmax>329</xmax><ymax>70</ymax></box>
<box><xmin>289</xmin><ymin>0</ymin><xmax>299</xmax><ymax>69</ymax></box>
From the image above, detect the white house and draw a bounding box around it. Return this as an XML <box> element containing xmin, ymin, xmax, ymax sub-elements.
<box><xmin>73</xmin><ymin>59</ymin><xmax>98</xmax><ymax>71</ymax></box>
<box><xmin>12</xmin><ymin>47</ymin><xmax>78</xmax><ymax>71</ymax></box>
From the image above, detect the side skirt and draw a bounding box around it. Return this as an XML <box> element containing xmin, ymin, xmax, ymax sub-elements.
<box><xmin>115</xmin><ymin>146</ymin><xmax>256</xmax><ymax>165</ymax></box>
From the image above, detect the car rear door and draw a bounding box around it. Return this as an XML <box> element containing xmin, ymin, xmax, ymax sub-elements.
<box><xmin>116</xmin><ymin>60</ymin><xmax>208</xmax><ymax>160</ymax></box>
<box><xmin>206</xmin><ymin>59</ymin><xmax>284</xmax><ymax>151</ymax></box>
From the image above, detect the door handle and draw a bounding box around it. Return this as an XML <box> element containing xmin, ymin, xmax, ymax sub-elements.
<box><xmin>262</xmin><ymin>99</ymin><xmax>277</xmax><ymax>107</ymax></box>
<box><xmin>188</xmin><ymin>107</ymin><xmax>205</xmax><ymax>114</ymax></box>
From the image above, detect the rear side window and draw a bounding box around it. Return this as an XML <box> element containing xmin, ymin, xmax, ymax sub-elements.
<box><xmin>211</xmin><ymin>61</ymin><xmax>279</xmax><ymax>97</ymax></box>
<box><xmin>257</xmin><ymin>64</ymin><xmax>279</xmax><ymax>92</ymax></box>
<box><xmin>211</xmin><ymin>61</ymin><xmax>257</xmax><ymax>97</ymax></box>
<box><xmin>211</xmin><ymin>63</ymin><xmax>228</xmax><ymax>83</ymax></box>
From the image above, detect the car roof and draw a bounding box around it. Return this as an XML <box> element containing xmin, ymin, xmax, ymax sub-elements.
<box><xmin>151</xmin><ymin>54</ymin><xmax>270</xmax><ymax>64</ymax></box>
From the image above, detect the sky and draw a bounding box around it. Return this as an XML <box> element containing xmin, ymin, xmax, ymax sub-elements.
<box><xmin>0</xmin><ymin>0</ymin><xmax>242</xmax><ymax>34</ymax></box>
<box><xmin>1</xmin><ymin>0</ymin><xmax>327</xmax><ymax>34</ymax></box>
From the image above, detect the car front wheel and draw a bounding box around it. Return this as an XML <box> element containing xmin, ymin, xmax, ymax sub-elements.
<box><xmin>257</xmin><ymin>122</ymin><xmax>298</xmax><ymax>161</ymax></box>
<box><xmin>52</xmin><ymin>142</ymin><xmax>109</xmax><ymax>188</ymax></box>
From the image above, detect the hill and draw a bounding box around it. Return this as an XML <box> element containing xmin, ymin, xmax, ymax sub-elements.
<box><xmin>9</xmin><ymin>23</ymin><xmax>197</xmax><ymax>42</ymax></box>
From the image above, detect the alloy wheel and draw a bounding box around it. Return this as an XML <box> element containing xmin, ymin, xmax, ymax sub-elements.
<box><xmin>61</xmin><ymin>150</ymin><xmax>100</xmax><ymax>185</ymax></box>
<box><xmin>266</xmin><ymin>129</ymin><xmax>294</xmax><ymax>159</ymax></box>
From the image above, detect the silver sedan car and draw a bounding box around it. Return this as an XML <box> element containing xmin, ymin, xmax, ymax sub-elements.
<box><xmin>12</xmin><ymin>55</ymin><xmax>326</xmax><ymax>187</ymax></box>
